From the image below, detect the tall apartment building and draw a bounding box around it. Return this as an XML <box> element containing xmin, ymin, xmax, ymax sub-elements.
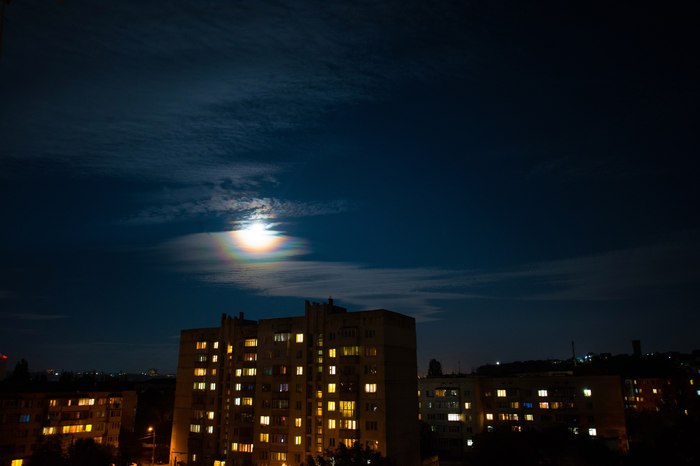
<box><xmin>418</xmin><ymin>374</ymin><xmax>628</xmax><ymax>462</ymax></box>
<box><xmin>0</xmin><ymin>389</ymin><xmax>137</xmax><ymax>466</ymax></box>
<box><xmin>171</xmin><ymin>299</ymin><xmax>420</xmax><ymax>466</ymax></box>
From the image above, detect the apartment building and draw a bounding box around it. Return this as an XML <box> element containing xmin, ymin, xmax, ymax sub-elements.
<box><xmin>418</xmin><ymin>374</ymin><xmax>628</xmax><ymax>462</ymax></box>
<box><xmin>170</xmin><ymin>299</ymin><xmax>420</xmax><ymax>466</ymax></box>
<box><xmin>0</xmin><ymin>389</ymin><xmax>137</xmax><ymax>466</ymax></box>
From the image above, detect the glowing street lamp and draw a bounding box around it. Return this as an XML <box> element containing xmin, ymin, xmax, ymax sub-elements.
<box><xmin>147</xmin><ymin>426</ymin><xmax>155</xmax><ymax>465</ymax></box>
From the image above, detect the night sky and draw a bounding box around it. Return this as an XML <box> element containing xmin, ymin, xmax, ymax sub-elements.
<box><xmin>1</xmin><ymin>0</ymin><xmax>698</xmax><ymax>374</ymax></box>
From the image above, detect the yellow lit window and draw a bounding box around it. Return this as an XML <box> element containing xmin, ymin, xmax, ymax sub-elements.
<box><xmin>296</xmin><ymin>333</ymin><xmax>304</xmax><ymax>343</ymax></box>
<box><xmin>525</xmin><ymin>414</ymin><xmax>534</xmax><ymax>421</ymax></box>
<box><xmin>485</xmin><ymin>413</ymin><xmax>493</xmax><ymax>420</ymax></box>
<box><xmin>196</xmin><ymin>341</ymin><xmax>207</xmax><ymax>350</ymax></box>
<box><xmin>242</xmin><ymin>368</ymin><xmax>256</xmax><ymax>376</ymax></box>
<box><xmin>193</xmin><ymin>382</ymin><xmax>206</xmax><ymax>390</ymax></box>
<box><xmin>211</xmin><ymin>368</ymin><xmax>217</xmax><ymax>375</ymax></box>
<box><xmin>464</xmin><ymin>402</ymin><xmax>472</xmax><ymax>409</ymax></box>
<box><xmin>194</xmin><ymin>368</ymin><xmax>206</xmax><ymax>376</ymax></box>
<box><xmin>317</xmin><ymin>390</ymin><xmax>323</xmax><ymax>399</ymax></box>
<box><xmin>497</xmin><ymin>389</ymin><xmax>507</xmax><ymax>397</ymax></box>
<box><xmin>49</xmin><ymin>399</ymin><xmax>58</xmax><ymax>407</ymax></box>
<box><xmin>244</xmin><ymin>339</ymin><xmax>257</xmax><ymax>347</ymax></box>
<box><xmin>78</xmin><ymin>398</ymin><xmax>95</xmax><ymax>406</ymax></box>
<box><xmin>209</xmin><ymin>383</ymin><xmax>216</xmax><ymax>390</ymax></box>
<box><xmin>342</xmin><ymin>346</ymin><xmax>360</xmax><ymax>356</ymax></box>
<box><xmin>327</xmin><ymin>401</ymin><xmax>336</xmax><ymax>411</ymax></box>
<box><xmin>328</xmin><ymin>348</ymin><xmax>336</xmax><ymax>358</ymax></box>
<box><xmin>328</xmin><ymin>419</ymin><xmax>336</xmax><ymax>429</ymax></box>
<box><xmin>295</xmin><ymin>435</ymin><xmax>302</xmax><ymax>445</ymax></box>
<box><xmin>295</xmin><ymin>417</ymin><xmax>302</xmax><ymax>427</ymax></box>
<box><xmin>11</xmin><ymin>460</ymin><xmax>23</xmax><ymax>466</ymax></box>
<box><xmin>328</xmin><ymin>383</ymin><xmax>336</xmax><ymax>393</ymax></box>
<box><xmin>538</xmin><ymin>389</ymin><xmax>548</xmax><ymax>397</ymax></box>
<box><xmin>190</xmin><ymin>424</ymin><xmax>201</xmax><ymax>433</ymax></box>
<box><xmin>235</xmin><ymin>383</ymin><xmax>241</xmax><ymax>391</ymax></box>
<box><xmin>260</xmin><ymin>416</ymin><xmax>270</xmax><ymax>425</ymax></box>
<box><xmin>227</xmin><ymin>344</ymin><xmax>233</xmax><ymax>354</ymax></box>
<box><xmin>583</xmin><ymin>388</ymin><xmax>592</xmax><ymax>397</ymax></box>
<box><xmin>365</xmin><ymin>383</ymin><xmax>377</xmax><ymax>393</ymax></box>
<box><xmin>271</xmin><ymin>452</ymin><xmax>286</xmax><ymax>461</ymax></box>
<box><xmin>339</xmin><ymin>401</ymin><xmax>355</xmax><ymax>417</ymax></box>
<box><xmin>244</xmin><ymin>353</ymin><xmax>257</xmax><ymax>361</ymax></box>
<box><xmin>539</xmin><ymin>402</ymin><xmax>549</xmax><ymax>409</ymax></box>
<box><xmin>42</xmin><ymin>427</ymin><xmax>57</xmax><ymax>435</ymax></box>
<box><xmin>260</xmin><ymin>433</ymin><xmax>269</xmax><ymax>442</ymax></box>
<box><xmin>235</xmin><ymin>369</ymin><xmax>242</xmax><ymax>377</ymax></box>
<box><xmin>212</xmin><ymin>354</ymin><xmax>218</xmax><ymax>362</ymax></box>
<box><xmin>242</xmin><ymin>397</ymin><xmax>253</xmax><ymax>406</ymax></box>
<box><xmin>207</xmin><ymin>411</ymin><xmax>215</xmax><ymax>420</ymax></box>
<box><xmin>296</xmin><ymin>366</ymin><xmax>303</xmax><ymax>375</ymax></box>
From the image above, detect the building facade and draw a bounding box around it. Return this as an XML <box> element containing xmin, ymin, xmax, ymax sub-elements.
<box><xmin>418</xmin><ymin>374</ymin><xmax>628</xmax><ymax>462</ymax></box>
<box><xmin>0</xmin><ymin>389</ymin><xmax>137</xmax><ymax>466</ymax></box>
<box><xmin>170</xmin><ymin>299</ymin><xmax>420</xmax><ymax>466</ymax></box>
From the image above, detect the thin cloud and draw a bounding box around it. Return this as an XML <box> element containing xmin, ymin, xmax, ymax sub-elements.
<box><xmin>160</xmin><ymin>233</ymin><xmax>700</xmax><ymax>320</ymax></box>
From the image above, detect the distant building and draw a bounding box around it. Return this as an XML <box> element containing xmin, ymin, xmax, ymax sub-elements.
<box><xmin>418</xmin><ymin>374</ymin><xmax>628</xmax><ymax>462</ymax></box>
<box><xmin>0</xmin><ymin>389</ymin><xmax>137</xmax><ymax>466</ymax></box>
<box><xmin>170</xmin><ymin>299</ymin><xmax>420</xmax><ymax>466</ymax></box>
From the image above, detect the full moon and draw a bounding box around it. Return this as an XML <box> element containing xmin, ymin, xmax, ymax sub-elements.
<box><xmin>235</xmin><ymin>222</ymin><xmax>278</xmax><ymax>252</ymax></box>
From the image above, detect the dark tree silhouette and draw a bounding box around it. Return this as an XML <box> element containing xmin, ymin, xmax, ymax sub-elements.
<box><xmin>427</xmin><ymin>359</ymin><xmax>443</xmax><ymax>377</ymax></box>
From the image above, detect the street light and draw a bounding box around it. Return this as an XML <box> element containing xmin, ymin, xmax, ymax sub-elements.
<box><xmin>147</xmin><ymin>426</ymin><xmax>155</xmax><ymax>465</ymax></box>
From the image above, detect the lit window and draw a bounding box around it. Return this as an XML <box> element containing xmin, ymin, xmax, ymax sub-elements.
<box><xmin>235</xmin><ymin>383</ymin><xmax>241</xmax><ymax>391</ymax></box>
<box><xmin>464</xmin><ymin>402</ymin><xmax>472</xmax><ymax>409</ymax></box>
<box><xmin>583</xmin><ymin>388</ymin><xmax>592</xmax><ymax>397</ymax></box>
<box><xmin>317</xmin><ymin>390</ymin><xmax>323</xmax><ymax>399</ymax></box>
<box><xmin>539</xmin><ymin>402</ymin><xmax>549</xmax><ymax>409</ymax></box>
<box><xmin>588</xmin><ymin>428</ymin><xmax>597</xmax><ymax>437</ymax></box>
<box><xmin>234</xmin><ymin>398</ymin><xmax>241</xmax><ymax>405</ymax></box>
<box><xmin>295</xmin><ymin>417</ymin><xmax>302</xmax><ymax>427</ymax></box>
<box><xmin>485</xmin><ymin>413</ymin><xmax>493</xmax><ymax>420</ymax></box>
<box><xmin>78</xmin><ymin>398</ymin><xmax>95</xmax><ymax>406</ymax></box>
<box><xmin>448</xmin><ymin>413</ymin><xmax>460</xmax><ymax>421</ymax></box>
<box><xmin>193</xmin><ymin>382</ymin><xmax>206</xmax><ymax>390</ymax></box>
<box><xmin>328</xmin><ymin>383</ymin><xmax>336</xmax><ymax>393</ymax></box>
<box><xmin>244</xmin><ymin>339</ymin><xmax>257</xmax><ymax>347</ymax></box>
<box><xmin>497</xmin><ymin>389</ymin><xmax>507</xmax><ymax>397</ymax></box>
<box><xmin>296</xmin><ymin>333</ymin><xmax>304</xmax><ymax>343</ymax></box>
<box><xmin>652</xmin><ymin>388</ymin><xmax>658</xmax><ymax>394</ymax></box>
<box><xmin>196</xmin><ymin>341</ymin><xmax>207</xmax><ymax>350</ymax></box>
<box><xmin>328</xmin><ymin>401</ymin><xmax>336</xmax><ymax>411</ymax></box>
<box><xmin>260</xmin><ymin>433</ymin><xmax>269</xmax><ymax>442</ymax></box>
<box><xmin>227</xmin><ymin>344</ymin><xmax>233</xmax><ymax>354</ymax></box>
<box><xmin>190</xmin><ymin>424</ymin><xmax>201</xmax><ymax>433</ymax></box>
<box><xmin>42</xmin><ymin>427</ymin><xmax>57</xmax><ymax>435</ymax></box>
<box><xmin>242</xmin><ymin>368</ymin><xmax>256</xmax><ymax>376</ymax></box>
<box><xmin>328</xmin><ymin>348</ymin><xmax>336</xmax><ymax>358</ymax></box>
<box><xmin>19</xmin><ymin>414</ymin><xmax>30</xmax><ymax>423</ymax></box>
<box><xmin>11</xmin><ymin>460</ymin><xmax>23</xmax><ymax>466</ymax></box>
<box><xmin>279</xmin><ymin>383</ymin><xmax>289</xmax><ymax>392</ymax></box>
<box><xmin>538</xmin><ymin>389</ymin><xmax>548</xmax><ymax>397</ymax></box>
<box><xmin>206</xmin><ymin>426</ymin><xmax>214</xmax><ymax>434</ymax></box>
<box><xmin>207</xmin><ymin>411</ymin><xmax>215</xmax><ymax>420</ymax></box>
<box><xmin>339</xmin><ymin>401</ymin><xmax>355</xmax><ymax>417</ymax></box>
<box><xmin>271</xmin><ymin>452</ymin><xmax>287</xmax><ymax>461</ymax></box>
<box><xmin>242</xmin><ymin>397</ymin><xmax>253</xmax><ymax>406</ymax></box>
<box><xmin>274</xmin><ymin>333</ymin><xmax>291</xmax><ymax>342</ymax></box>
<box><xmin>525</xmin><ymin>414</ymin><xmax>534</xmax><ymax>421</ymax></box>
<box><xmin>329</xmin><ymin>365</ymin><xmax>336</xmax><ymax>375</ymax></box>
<box><xmin>49</xmin><ymin>399</ymin><xmax>58</xmax><ymax>407</ymax></box>
<box><xmin>365</xmin><ymin>383</ymin><xmax>377</xmax><ymax>393</ymax></box>
<box><xmin>244</xmin><ymin>353</ymin><xmax>257</xmax><ymax>361</ymax></box>
<box><xmin>210</xmin><ymin>383</ymin><xmax>216</xmax><ymax>390</ymax></box>
<box><xmin>341</xmin><ymin>419</ymin><xmax>357</xmax><ymax>430</ymax></box>
<box><xmin>260</xmin><ymin>416</ymin><xmax>270</xmax><ymax>425</ymax></box>
<box><xmin>295</xmin><ymin>435</ymin><xmax>302</xmax><ymax>445</ymax></box>
<box><xmin>328</xmin><ymin>419</ymin><xmax>336</xmax><ymax>429</ymax></box>
<box><xmin>235</xmin><ymin>369</ymin><xmax>242</xmax><ymax>377</ymax></box>
<box><xmin>212</xmin><ymin>355</ymin><xmax>218</xmax><ymax>362</ymax></box>
<box><xmin>467</xmin><ymin>439</ymin><xmax>474</xmax><ymax>447</ymax></box>
<box><xmin>194</xmin><ymin>368</ymin><xmax>206</xmax><ymax>376</ymax></box>
<box><xmin>213</xmin><ymin>341</ymin><xmax>219</xmax><ymax>349</ymax></box>
<box><xmin>296</xmin><ymin>366</ymin><xmax>304</xmax><ymax>375</ymax></box>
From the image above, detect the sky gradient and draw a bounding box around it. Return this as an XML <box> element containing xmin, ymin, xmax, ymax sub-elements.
<box><xmin>1</xmin><ymin>0</ymin><xmax>698</xmax><ymax>374</ymax></box>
